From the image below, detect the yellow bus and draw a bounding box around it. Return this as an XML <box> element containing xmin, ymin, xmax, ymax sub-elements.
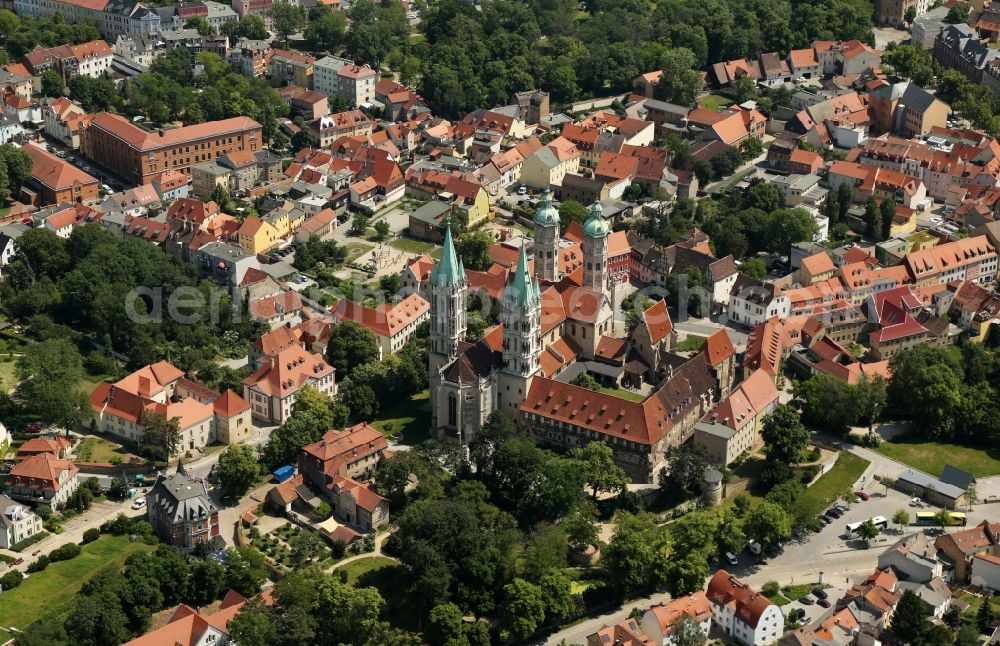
<box><xmin>915</xmin><ymin>511</ymin><xmax>966</xmax><ymax>526</ymax></box>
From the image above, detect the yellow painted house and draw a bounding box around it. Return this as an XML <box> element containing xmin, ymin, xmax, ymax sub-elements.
<box><xmin>444</xmin><ymin>176</ymin><xmax>491</xmax><ymax>229</ymax></box>
<box><xmin>238</xmin><ymin>216</ymin><xmax>281</xmax><ymax>254</ymax></box>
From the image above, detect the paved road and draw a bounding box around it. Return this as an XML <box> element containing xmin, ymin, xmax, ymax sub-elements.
<box><xmin>544</xmin><ymin>435</ymin><xmax>1000</xmax><ymax>644</ymax></box>
<box><xmin>1</xmin><ymin>499</ymin><xmax>145</xmax><ymax>574</ymax></box>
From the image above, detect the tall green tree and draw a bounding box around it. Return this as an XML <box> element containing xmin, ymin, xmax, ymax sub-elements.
<box><xmin>602</xmin><ymin>512</ymin><xmax>671</xmax><ymax>593</ymax></box>
<box><xmin>15</xmin><ymin>338</ymin><xmax>88</xmax><ymax>429</ymax></box>
<box><xmin>325</xmin><ymin>321</ymin><xmax>379</xmax><ymax>379</ymax></box>
<box><xmin>571</xmin><ymin>441</ymin><xmax>628</xmax><ymax>499</ymax></box>
<box><xmin>837</xmin><ymin>182</ymin><xmax>853</xmax><ymax>223</ymax></box>
<box><xmin>743</xmin><ymin>500</ymin><xmax>792</xmax><ymax>547</ymax></box>
<box><xmin>879</xmin><ymin>198</ymin><xmax>895</xmax><ymax>240</ymax></box>
<box><xmin>217</xmin><ymin>444</ymin><xmax>261</xmax><ymax>496</ymax></box>
<box><xmin>760</xmin><ymin>404</ymin><xmax>809</xmax><ymax>466</ymax></box>
<box><xmin>269</xmin><ymin>1</ymin><xmax>306</xmax><ymax>46</ymax></box>
<box><xmin>41</xmin><ymin>69</ymin><xmax>65</xmax><ymax>97</ymax></box>
<box><xmin>863</xmin><ymin>196</ymin><xmax>878</xmax><ymax>238</ymax></box>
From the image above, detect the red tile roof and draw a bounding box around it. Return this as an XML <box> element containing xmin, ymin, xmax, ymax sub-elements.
<box><xmin>24</xmin><ymin>143</ymin><xmax>98</xmax><ymax>191</ymax></box>
<box><xmin>702</xmin><ymin>329</ymin><xmax>735</xmax><ymax>367</ymax></box>
<box><xmin>16</xmin><ymin>436</ymin><xmax>71</xmax><ymax>458</ymax></box>
<box><xmin>331</xmin><ymin>293</ymin><xmax>430</xmax><ymax>338</ymax></box>
<box><xmin>244</xmin><ymin>346</ymin><xmax>334</xmax><ymax>398</ymax></box>
<box><xmin>706</xmin><ymin>570</ymin><xmax>775</xmax><ymax>629</ymax></box>
<box><xmin>88</xmin><ymin>112</ymin><xmax>261</xmax><ymax>152</ymax></box>
<box><xmin>8</xmin><ymin>453</ymin><xmax>79</xmax><ymax>490</ymax></box>
<box><xmin>249</xmin><ymin>291</ymin><xmax>304</xmax><ymax>320</ymax></box>
<box><xmin>213</xmin><ymin>390</ymin><xmax>250</xmax><ymax>417</ymax></box>
<box><xmin>642</xmin><ymin>299</ymin><xmax>673</xmax><ymax>344</ymax></box>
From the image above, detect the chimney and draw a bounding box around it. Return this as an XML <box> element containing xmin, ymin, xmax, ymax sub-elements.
<box><xmin>158</xmin><ymin>129</ymin><xmax>165</xmax><ymax>137</ymax></box>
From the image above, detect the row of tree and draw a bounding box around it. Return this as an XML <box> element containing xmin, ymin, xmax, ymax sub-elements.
<box><xmin>364</xmin><ymin>0</ymin><xmax>878</xmax><ymax>117</ymax></box>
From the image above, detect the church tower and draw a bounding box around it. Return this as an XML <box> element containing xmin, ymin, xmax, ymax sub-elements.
<box><xmin>497</xmin><ymin>245</ymin><xmax>541</xmax><ymax>415</ymax></box>
<box><xmin>582</xmin><ymin>200</ymin><xmax>610</xmax><ymax>292</ymax></box>
<box><xmin>428</xmin><ymin>226</ymin><xmax>467</xmax><ymax>429</ymax></box>
<box><xmin>533</xmin><ymin>188</ymin><xmax>560</xmax><ymax>282</ymax></box>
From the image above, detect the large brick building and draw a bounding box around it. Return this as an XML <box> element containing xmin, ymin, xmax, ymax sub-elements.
<box><xmin>81</xmin><ymin>112</ymin><xmax>263</xmax><ymax>186</ymax></box>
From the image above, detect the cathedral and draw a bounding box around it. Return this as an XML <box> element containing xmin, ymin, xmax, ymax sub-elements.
<box><xmin>428</xmin><ymin>191</ymin><xmax>617</xmax><ymax>440</ymax></box>
<box><xmin>427</xmin><ymin>191</ymin><xmax>736</xmax><ymax>482</ymax></box>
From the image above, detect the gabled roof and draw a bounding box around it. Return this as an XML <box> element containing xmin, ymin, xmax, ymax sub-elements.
<box><xmin>706</xmin><ymin>570</ymin><xmax>775</xmax><ymax>629</ymax></box>
<box><xmin>642</xmin><ymin>299</ymin><xmax>673</xmax><ymax>344</ymax></box>
<box><xmin>302</xmin><ymin>423</ymin><xmax>387</xmax><ymax>468</ymax></box>
<box><xmin>24</xmin><ymin>143</ymin><xmax>98</xmax><ymax>192</ymax></box>
<box><xmin>331</xmin><ymin>293</ymin><xmax>430</xmax><ymax>338</ymax></box>
<box><xmin>701</xmin><ymin>329</ymin><xmax>735</xmax><ymax>367</ymax></box>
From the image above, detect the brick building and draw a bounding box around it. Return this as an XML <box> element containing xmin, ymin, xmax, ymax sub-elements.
<box><xmin>81</xmin><ymin>112</ymin><xmax>263</xmax><ymax>186</ymax></box>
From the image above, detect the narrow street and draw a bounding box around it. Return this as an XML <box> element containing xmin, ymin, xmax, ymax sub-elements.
<box><xmin>0</xmin><ymin>500</ymin><xmax>145</xmax><ymax>574</ymax></box>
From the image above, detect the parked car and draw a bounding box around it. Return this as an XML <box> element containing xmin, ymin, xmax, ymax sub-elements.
<box><xmin>131</xmin><ymin>497</ymin><xmax>146</xmax><ymax>510</ymax></box>
<box><xmin>725</xmin><ymin>551</ymin><xmax>738</xmax><ymax>566</ymax></box>
<box><xmin>855</xmin><ymin>491</ymin><xmax>870</xmax><ymax>501</ymax></box>
<box><xmin>817</xmin><ymin>599</ymin><xmax>831</xmax><ymax>608</ymax></box>
<box><xmin>746</xmin><ymin>539</ymin><xmax>762</xmax><ymax>555</ymax></box>
<box><xmin>833</xmin><ymin>505</ymin><xmax>848</xmax><ymax>514</ymax></box>
<box><xmin>910</xmin><ymin>497</ymin><xmax>922</xmax><ymax>507</ymax></box>
<box><xmin>812</xmin><ymin>588</ymin><xmax>828</xmax><ymax>600</ymax></box>
<box><xmin>826</xmin><ymin>508</ymin><xmax>842</xmax><ymax>518</ymax></box>
<box><xmin>517</xmin><ymin>185</ymin><xmax>527</xmax><ymax>195</ymax></box>
<box><xmin>818</xmin><ymin>515</ymin><xmax>831</xmax><ymax>525</ymax></box>
<box><xmin>799</xmin><ymin>596</ymin><xmax>815</xmax><ymax>605</ymax></box>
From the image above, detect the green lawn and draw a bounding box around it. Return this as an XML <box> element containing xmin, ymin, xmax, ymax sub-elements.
<box><xmin>677</xmin><ymin>336</ymin><xmax>707</xmax><ymax>352</ymax></box>
<box><xmin>595</xmin><ymin>385</ymin><xmax>646</xmax><ymax>402</ymax></box>
<box><xmin>77</xmin><ymin>374</ymin><xmax>112</xmax><ymax>398</ymax></box>
<box><xmin>797</xmin><ymin>452</ymin><xmax>870</xmax><ymax>518</ymax></box>
<box><xmin>344</xmin><ymin>242</ymin><xmax>375</xmax><ymax>264</ymax></box>
<box><xmin>389</xmin><ymin>237</ymin><xmax>435</xmax><ymax>254</ymax></box>
<box><xmin>958</xmin><ymin>590</ymin><xmax>1000</xmax><ymax>618</ymax></box>
<box><xmin>76</xmin><ymin>436</ymin><xmax>126</xmax><ymax>463</ymax></box>
<box><xmin>337</xmin><ymin>556</ymin><xmax>398</xmax><ymax>586</ymax></box>
<box><xmin>0</xmin><ymin>359</ymin><xmax>17</xmax><ymax>393</ymax></box>
<box><xmin>765</xmin><ymin>592</ymin><xmax>791</xmax><ymax>606</ymax></box>
<box><xmin>874</xmin><ymin>435</ymin><xmax>1000</xmax><ymax>478</ymax></box>
<box><xmin>781</xmin><ymin>583</ymin><xmax>819</xmax><ymax>600</ymax></box>
<box><xmin>372</xmin><ymin>389</ymin><xmax>431</xmax><ymax>445</ymax></box>
<box><xmin>0</xmin><ymin>534</ymin><xmax>155</xmax><ymax>637</ymax></box>
<box><xmin>699</xmin><ymin>94</ymin><xmax>733</xmax><ymax>111</ymax></box>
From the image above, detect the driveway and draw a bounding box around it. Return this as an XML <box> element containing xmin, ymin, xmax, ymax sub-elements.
<box><xmin>0</xmin><ymin>499</ymin><xmax>145</xmax><ymax>573</ymax></box>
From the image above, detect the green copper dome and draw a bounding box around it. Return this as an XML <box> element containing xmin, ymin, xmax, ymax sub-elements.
<box><xmin>534</xmin><ymin>188</ymin><xmax>560</xmax><ymax>227</ymax></box>
<box><xmin>583</xmin><ymin>200</ymin><xmax>609</xmax><ymax>238</ymax></box>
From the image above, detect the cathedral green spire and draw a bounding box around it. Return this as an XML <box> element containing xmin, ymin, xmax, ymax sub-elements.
<box><xmin>432</xmin><ymin>225</ymin><xmax>464</xmax><ymax>287</ymax></box>
<box><xmin>507</xmin><ymin>244</ymin><xmax>539</xmax><ymax>307</ymax></box>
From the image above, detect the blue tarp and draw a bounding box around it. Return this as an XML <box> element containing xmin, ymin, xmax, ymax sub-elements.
<box><xmin>273</xmin><ymin>465</ymin><xmax>294</xmax><ymax>483</ymax></box>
